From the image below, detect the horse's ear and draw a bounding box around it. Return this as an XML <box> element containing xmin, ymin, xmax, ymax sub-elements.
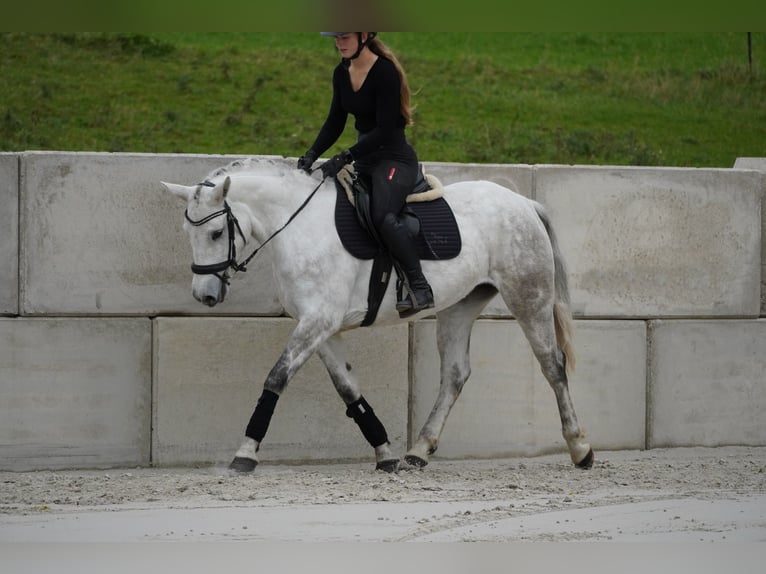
<box><xmin>210</xmin><ymin>176</ymin><xmax>231</xmax><ymax>203</ymax></box>
<box><xmin>161</xmin><ymin>181</ymin><xmax>193</xmax><ymax>202</ymax></box>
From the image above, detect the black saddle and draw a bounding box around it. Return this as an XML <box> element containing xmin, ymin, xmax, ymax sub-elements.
<box><xmin>334</xmin><ymin>169</ymin><xmax>461</xmax><ymax>261</ymax></box>
<box><xmin>333</xmin><ymin>168</ymin><xmax>461</xmax><ymax>326</ymax></box>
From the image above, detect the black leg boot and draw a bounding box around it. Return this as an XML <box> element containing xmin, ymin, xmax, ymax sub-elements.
<box><xmin>378</xmin><ymin>213</ymin><xmax>434</xmax><ymax>317</ymax></box>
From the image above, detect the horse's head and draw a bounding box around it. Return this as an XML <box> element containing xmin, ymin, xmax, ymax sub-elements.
<box><xmin>161</xmin><ymin>176</ymin><xmax>249</xmax><ymax>307</ymax></box>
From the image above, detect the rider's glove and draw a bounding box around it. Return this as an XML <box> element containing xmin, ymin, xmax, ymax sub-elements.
<box><xmin>297</xmin><ymin>150</ymin><xmax>317</xmax><ymax>173</ymax></box>
<box><xmin>320</xmin><ymin>150</ymin><xmax>353</xmax><ymax>179</ymax></box>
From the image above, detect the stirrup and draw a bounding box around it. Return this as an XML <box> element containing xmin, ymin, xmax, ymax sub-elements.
<box><xmin>396</xmin><ymin>297</ymin><xmax>413</xmax><ymax>313</ymax></box>
<box><xmin>396</xmin><ymin>287</ymin><xmax>434</xmax><ymax>317</ymax></box>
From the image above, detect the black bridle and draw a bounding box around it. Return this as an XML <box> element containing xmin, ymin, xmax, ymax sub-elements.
<box><xmin>185</xmin><ymin>197</ymin><xmax>247</xmax><ymax>285</ymax></box>
<box><xmin>184</xmin><ymin>175</ymin><xmax>327</xmax><ymax>285</ymax></box>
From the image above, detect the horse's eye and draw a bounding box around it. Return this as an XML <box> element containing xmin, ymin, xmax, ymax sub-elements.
<box><xmin>211</xmin><ymin>229</ymin><xmax>224</xmax><ymax>241</ymax></box>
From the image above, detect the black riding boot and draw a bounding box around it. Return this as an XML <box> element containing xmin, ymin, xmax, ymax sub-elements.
<box><xmin>379</xmin><ymin>213</ymin><xmax>434</xmax><ymax>318</ymax></box>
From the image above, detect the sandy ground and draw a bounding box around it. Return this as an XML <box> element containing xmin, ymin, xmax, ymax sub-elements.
<box><xmin>2</xmin><ymin>446</ymin><xmax>766</xmax><ymax>546</ymax></box>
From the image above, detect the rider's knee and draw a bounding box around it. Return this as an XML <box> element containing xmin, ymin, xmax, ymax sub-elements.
<box><xmin>377</xmin><ymin>212</ymin><xmax>400</xmax><ymax>232</ymax></box>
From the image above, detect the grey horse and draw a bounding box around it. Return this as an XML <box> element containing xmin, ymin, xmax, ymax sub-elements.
<box><xmin>161</xmin><ymin>157</ymin><xmax>593</xmax><ymax>473</ymax></box>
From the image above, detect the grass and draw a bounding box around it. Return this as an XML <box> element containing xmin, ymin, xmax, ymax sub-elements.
<box><xmin>1</xmin><ymin>32</ymin><xmax>764</xmax><ymax>167</ymax></box>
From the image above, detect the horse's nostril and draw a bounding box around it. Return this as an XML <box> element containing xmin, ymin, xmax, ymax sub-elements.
<box><xmin>202</xmin><ymin>295</ymin><xmax>218</xmax><ymax>307</ymax></box>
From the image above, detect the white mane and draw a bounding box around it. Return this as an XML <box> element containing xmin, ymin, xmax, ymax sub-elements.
<box><xmin>204</xmin><ymin>157</ymin><xmax>308</xmax><ymax>185</ymax></box>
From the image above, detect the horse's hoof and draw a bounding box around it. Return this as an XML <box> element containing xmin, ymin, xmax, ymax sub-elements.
<box><xmin>404</xmin><ymin>454</ymin><xmax>429</xmax><ymax>469</ymax></box>
<box><xmin>375</xmin><ymin>459</ymin><xmax>400</xmax><ymax>473</ymax></box>
<box><xmin>575</xmin><ymin>448</ymin><xmax>594</xmax><ymax>469</ymax></box>
<box><xmin>229</xmin><ymin>456</ymin><xmax>258</xmax><ymax>473</ymax></box>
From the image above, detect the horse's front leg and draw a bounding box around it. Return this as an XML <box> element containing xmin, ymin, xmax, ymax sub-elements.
<box><xmin>229</xmin><ymin>319</ymin><xmax>335</xmax><ymax>473</ymax></box>
<box><xmin>317</xmin><ymin>334</ymin><xmax>399</xmax><ymax>473</ymax></box>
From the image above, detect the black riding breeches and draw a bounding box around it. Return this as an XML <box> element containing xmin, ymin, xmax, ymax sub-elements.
<box><xmin>362</xmin><ymin>160</ymin><xmax>419</xmax><ymax>230</ymax></box>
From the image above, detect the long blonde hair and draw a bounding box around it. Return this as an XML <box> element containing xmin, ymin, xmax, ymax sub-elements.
<box><xmin>367</xmin><ymin>36</ymin><xmax>413</xmax><ymax>126</ymax></box>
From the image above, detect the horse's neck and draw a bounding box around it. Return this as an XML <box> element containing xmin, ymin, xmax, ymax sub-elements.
<box><xmin>229</xmin><ymin>174</ymin><xmax>316</xmax><ymax>242</ymax></box>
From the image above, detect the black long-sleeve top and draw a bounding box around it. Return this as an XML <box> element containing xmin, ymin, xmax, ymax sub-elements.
<box><xmin>308</xmin><ymin>56</ymin><xmax>415</xmax><ymax>166</ymax></box>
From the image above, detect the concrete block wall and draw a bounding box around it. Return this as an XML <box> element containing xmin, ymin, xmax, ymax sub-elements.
<box><xmin>535</xmin><ymin>166</ymin><xmax>762</xmax><ymax>318</ymax></box>
<box><xmin>19</xmin><ymin>152</ymin><xmax>281</xmax><ymax>316</ymax></box>
<box><xmin>648</xmin><ymin>319</ymin><xmax>766</xmax><ymax>448</ymax></box>
<box><xmin>0</xmin><ymin>318</ymin><xmax>151</xmax><ymax>471</ymax></box>
<box><xmin>0</xmin><ymin>153</ymin><xmax>18</xmax><ymax>316</ymax></box>
<box><xmin>0</xmin><ymin>152</ymin><xmax>764</xmax><ymax>470</ymax></box>
<box><xmin>152</xmin><ymin>318</ymin><xmax>409</xmax><ymax>466</ymax></box>
<box><xmin>734</xmin><ymin>157</ymin><xmax>766</xmax><ymax>313</ymax></box>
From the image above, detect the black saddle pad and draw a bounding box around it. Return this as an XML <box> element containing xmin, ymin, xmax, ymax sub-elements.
<box><xmin>334</xmin><ymin>185</ymin><xmax>461</xmax><ymax>260</ymax></box>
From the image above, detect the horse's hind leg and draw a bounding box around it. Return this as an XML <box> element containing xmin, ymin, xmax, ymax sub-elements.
<box><xmin>406</xmin><ymin>285</ymin><xmax>497</xmax><ymax>468</ymax></box>
<box><xmin>317</xmin><ymin>335</ymin><xmax>399</xmax><ymax>472</ymax></box>
<box><xmin>513</xmin><ymin>303</ymin><xmax>593</xmax><ymax>469</ymax></box>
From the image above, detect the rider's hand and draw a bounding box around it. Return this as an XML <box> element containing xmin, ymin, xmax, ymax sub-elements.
<box><xmin>319</xmin><ymin>150</ymin><xmax>353</xmax><ymax>179</ymax></box>
<box><xmin>297</xmin><ymin>150</ymin><xmax>317</xmax><ymax>173</ymax></box>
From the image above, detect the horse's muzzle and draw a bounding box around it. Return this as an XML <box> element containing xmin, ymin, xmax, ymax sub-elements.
<box><xmin>200</xmin><ymin>294</ymin><xmax>220</xmax><ymax>307</ymax></box>
<box><xmin>193</xmin><ymin>279</ymin><xmax>226</xmax><ymax>307</ymax></box>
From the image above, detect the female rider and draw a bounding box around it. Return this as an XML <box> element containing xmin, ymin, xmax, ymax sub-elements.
<box><xmin>297</xmin><ymin>32</ymin><xmax>434</xmax><ymax>318</ymax></box>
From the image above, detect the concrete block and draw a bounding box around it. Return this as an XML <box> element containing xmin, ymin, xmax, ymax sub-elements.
<box><xmin>153</xmin><ymin>317</ymin><xmax>409</xmax><ymax>466</ymax></box>
<box><xmin>410</xmin><ymin>319</ymin><xmax>646</xmax><ymax>460</ymax></box>
<box><xmin>733</xmin><ymin>158</ymin><xmax>766</xmax><ymax>316</ymax></box>
<box><xmin>0</xmin><ymin>318</ymin><xmax>152</xmax><ymax>470</ymax></box>
<box><xmin>422</xmin><ymin>162</ymin><xmax>535</xmax><ymax>318</ymax></box>
<box><xmin>536</xmin><ymin>166</ymin><xmax>762</xmax><ymax>318</ymax></box>
<box><xmin>648</xmin><ymin>319</ymin><xmax>766</xmax><ymax>448</ymax></box>
<box><xmin>19</xmin><ymin>152</ymin><xmax>283</xmax><ymax>315</ymax></box>
<box><xmin>0</xmin><ymin>153</ymin><xmax>18</xmax><ymax>315</ymax></box>
<box><xmin>733</xmin><ymin>157</ymin><xmax>766</xmax><ymax>171</ymax></box>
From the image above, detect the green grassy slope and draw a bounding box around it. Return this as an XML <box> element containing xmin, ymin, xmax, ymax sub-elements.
<box><xmin>2</xmin><ymin>33</ymin><xmax>763</xmax><ymax>166</ymax></box>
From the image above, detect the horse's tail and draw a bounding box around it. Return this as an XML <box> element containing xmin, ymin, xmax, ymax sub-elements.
<box><xmin>534</xmin><ymin>202</ymin><xmax>576</xmax><ymax>375</ymax></box>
